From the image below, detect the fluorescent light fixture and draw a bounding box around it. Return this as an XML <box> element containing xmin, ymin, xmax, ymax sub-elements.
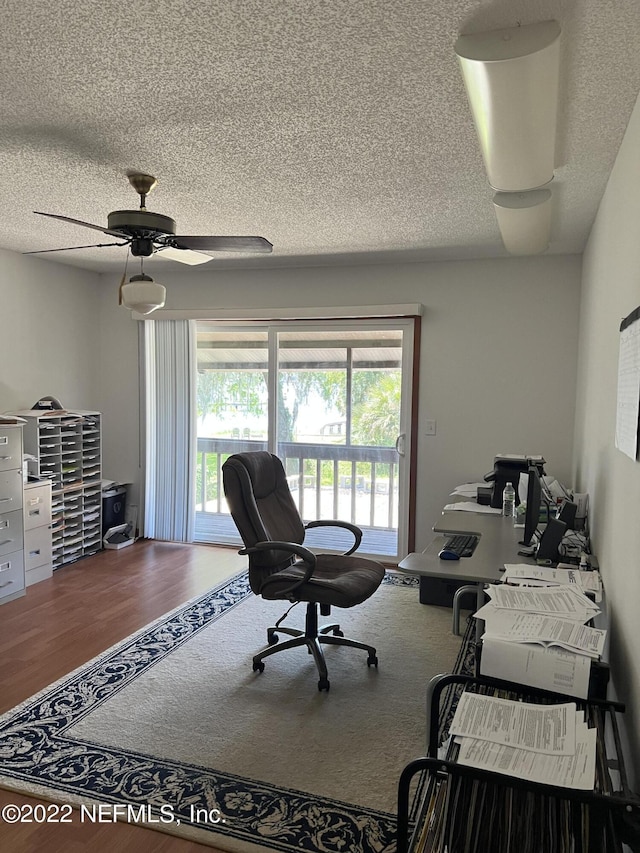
<box><xmin>493</xmin><ymin>189</ymin><xmax>552</xmax><ymax>255</ymax></box>
<box><xmin>157</xmin><ymin>246</ymin><xmax>213</xmax><ymax>265</ymax></box>
<box><xmin>121</xmin><ymin>273</ymin><xmax>166</xmax><ymax>314</ymax></box>
<box><xmin>455</xmin><ymin>21</ymin><xmax>561</xmax><ymax>191</ymax></box>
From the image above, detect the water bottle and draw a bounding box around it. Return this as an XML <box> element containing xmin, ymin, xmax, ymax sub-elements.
<box><xmin>502</xmin><ymin>482</ymin><xmax>516</xmax><ymax>518</ymax></box>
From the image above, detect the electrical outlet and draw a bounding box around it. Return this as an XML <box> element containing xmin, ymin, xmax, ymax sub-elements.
<box><xmin>425</xmin><ymin>420</ymin><xmax>437</xmax><ymax>435</ymax></box>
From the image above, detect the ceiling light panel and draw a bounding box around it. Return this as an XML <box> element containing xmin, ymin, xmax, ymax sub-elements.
<box><xmin>455</xmin><ymin>21</ymin><xmax>561</xmax><ymax>192</ymax></box>
<box><xmin>492</xmin><ymin>189</ymin><xmax>553</xmax><ymax>255</ymax></box>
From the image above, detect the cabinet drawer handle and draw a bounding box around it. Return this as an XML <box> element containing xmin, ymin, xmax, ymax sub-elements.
<box><xmin>0</xmin><ymin>520</ymin><xmax>8</xmax><ymax>530</ymax></box>
<box><xmin>0</xmin><ymin>437</ymin><xmax>8</xmax><ymax>446</ymax></box>
<box><xmin>29</xmin><ymin>549</ymin><xmax>41</xmax><ymax>557</ymax></box>
<box><xmin>0</xmin><ymin>455</ymin><xmax>12</xmax><ymax>461</ymax></box>
<box><xmin>0</xmin><ymin>497</ymin><xmax>12</xmax><ymax>503</ymax></box>
<box><xmin>0</xmin><ymin>561</ymin><xmax>11</xmax><ymax>573</ymax></box>
<box><xmin>0</xmin><ymin>538</ymin><xmax>13</xmax><ymax>547</ymax></box>
<box><xmin>28</xmin><ymin>497</ymin><xmax>42</xmax><ymax>506</ymax></box>
<box><xmin>28</xmin><ymin>509</ymin><xmax>42</xmax><ymax>518</ymax></box>
<box><xmin>0</xmin><ymin>580</ymin><xmax>14</xmax><ymax>588</ymax></box>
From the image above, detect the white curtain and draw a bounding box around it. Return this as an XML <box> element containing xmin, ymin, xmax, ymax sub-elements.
<box><xmin>143</xmin><ymin>319</ymin><xmax>196</xmax><ymax>541</ymax></box>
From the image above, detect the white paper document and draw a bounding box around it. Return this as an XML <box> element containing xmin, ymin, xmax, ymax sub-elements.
<box><xmin>480</xmin><ymin>638</ymin><xmax>593</xmax><ymax>699</ymax></box>
<box><xmin>455</xmin><ymin>722</ymin><xmax>597</xmax><ymax>790</ymax></box>
<box><xmin>557</xmin><ymin>563</ymin><xmax>603</xmax><ymax>598</ymax></box>
<box><xmin>478</xmin><ymin>608</ymin><xmax>606</xmax><ymax>657</ymax></box>
<box><xmin>451</xmin><ymin>483</ymin><xmax>488</xmax><ymax>497</ymax></box>
<box><xmin>449</xmin><ymin>692</ymin><xmax>576</xmax><ymax>754</ymax></box>
<box><xmin>504</xmin><ymin>564</ymin><xmax>603</xmax><ymax>600</ymax></box>
<box><xmin>504</xmin><ymin>564</ymin><xmax>582</xmax><ymax>586</ymax></box>
<box><xmin>615</xmin><ymin>309</ymin><xmax>640</xmax><ymax>460</ymax></box>
<box><xmin>443</xmin><ymin>501</ymin><xmax>502</xmax><ymax>514</ymax></box>
<box><xmin>486</xmin><ymin>584</ymin><xmax>599</xmax><ymax>622</ymax></box>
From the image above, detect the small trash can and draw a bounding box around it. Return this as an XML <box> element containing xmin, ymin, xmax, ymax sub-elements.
<box><xmin>102</xmin><ymin>486</ymin><xmax>127</xmax><ymax>535</ymax></box>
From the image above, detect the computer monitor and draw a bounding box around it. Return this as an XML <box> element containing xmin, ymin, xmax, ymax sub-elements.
<box><xmin>521</xmin><ymin>465</ymin><xmax>543</xmax><ymax>546</ymax></box>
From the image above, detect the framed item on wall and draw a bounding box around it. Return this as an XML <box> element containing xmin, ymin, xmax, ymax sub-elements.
<box><xmin>615</xmin><ymin>305</ymin><xmax>640</xmax><ymax>460</ymax></box>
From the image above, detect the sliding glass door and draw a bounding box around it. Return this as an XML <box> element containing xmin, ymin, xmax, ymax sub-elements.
<box><xmin>194</xmin><ymin>319</ymin><xmax>416</xmax><ymax>562</ymax></box>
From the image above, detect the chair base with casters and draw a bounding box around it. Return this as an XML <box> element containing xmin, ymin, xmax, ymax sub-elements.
<box><xmin>221</xmin><ymin>451</ymin><xmax>386</xmax><ymax>692</ymax></box>
<box><xmin>253</xmin><ymin>600</ymin><xmax>379</xmax><ymax>691</ymax></box>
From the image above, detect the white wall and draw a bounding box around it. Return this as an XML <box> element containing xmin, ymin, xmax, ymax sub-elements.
<box><xmin>0</xmin><ymin>249</ymin><xmax>579</xmax><ymax>531</ymax></box>
<box><xmin>94</xmin><ymin>277</ymin><xmax>144</xmax><ymax>494</ymax></box>
<box><xmin>0</xmin><ymin>236</ymin><xmax>583</xmax><ymax>571</ymax></box>
<box><xmin>574</xmin><ymin>91</ymin><xmax>640</xmax><ymax>780</ymax></box>
<box><xmin>0</xmin><ymin>248</ymin><xmax>101</xmax><ymax>412</ymax></box>
<box><xmin>95</xmin><ymin>253</ymin><xmax>582</xmax><ymax>546</ymax></box>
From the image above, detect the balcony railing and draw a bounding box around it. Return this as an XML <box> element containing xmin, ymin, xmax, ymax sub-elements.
<box><xmin>196</xmin><ymin>437</ymin><xmax>399</xmax><ymax>533</ymax></box>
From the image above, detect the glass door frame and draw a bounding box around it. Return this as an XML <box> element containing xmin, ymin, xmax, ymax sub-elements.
<box><xmin>269</xmin><ymin>317</ymin><xmax>416</xmax><ymax>561</ymax></box>
<box><xmin>194</xmin><ymin>315</ymin><xmax>419</xmax><ymax>562</ymax></box>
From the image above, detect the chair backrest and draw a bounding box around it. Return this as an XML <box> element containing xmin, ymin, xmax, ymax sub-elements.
<box><xmin>222</xmin><ymin>452</ymin><xmax>306</xmax><ymax>588</ymax></box>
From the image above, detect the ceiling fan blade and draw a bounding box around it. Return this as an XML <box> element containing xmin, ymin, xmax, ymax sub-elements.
<box><xmin>24</xmin><ymin>241</ymin><xmax>128</xmax><ymax>255</ymax></box>
<box><xmin>172</xmin><ymin>235</ymin><xmax>273</xmax><ymax>254</ymax></box>
<box><xmin>34</xmin><ymin>211</ymin><xmax>126</xmax><ymax>239</ymax></box>
<box><xmin>155</xmin><ymin>246</ymin><xmax>213</xmax><ymax>265</ymax></box>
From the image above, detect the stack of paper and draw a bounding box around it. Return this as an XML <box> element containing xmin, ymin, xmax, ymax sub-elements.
<box><xmin>450</xmin><ymin>482</ymin><xmax>488</xmax><ymax>497</ymax></box>
<box><xmin>503</xmin><ymin>562</ymin><xmax>603</xmax><ymax>601</ymax></box>
<box><xmin>484</xmin><ymin>582</ymin><xmax>600</xmax><ymax>622</ymax></box>
<box><xmin>443</xmin><ymin>500</ymin><xmax>502</xmax><ymax>514</ymax></box>
<box><xmin>475</xmin><ymin>582</ymin><xmax>605</xmax><ymax>698</ymax></box>
<box><xmin>449</xmin><ymin>692</ymin><xmax>596</xmax><ymax>790</ymax></box>
<box><xmin>478</xmin><ymin>609</ymin><xmax>606</xmax><ymax>658</ymax></box>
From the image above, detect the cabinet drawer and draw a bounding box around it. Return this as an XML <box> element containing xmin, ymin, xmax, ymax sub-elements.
<box><xmin>0</xmin><ymin>429</ymin><xmax>22</xmax><ymax>473</ymax></box>
<box><xmin>0</xmin><ymin>469</ymin><xmax>24</xmax><ymax>512</ymax></box>
<box><xmin>0</xmin><ymin>551</ymin><xmax>25</xmax><ymax>600</ymax></box>
<box><xmin>25</xmin><ymin>524</ymin><xmax>53</xmax><ymax>571</ymax></box>
<box><xmin>24</xmin><ymin>483</ymin><xmax>52</xmax><ymax>530</ymax></box>
<box><xmin>0</xmin><ymin>510</ymin><xmax>24</xmax><ymax>557</ymax></box>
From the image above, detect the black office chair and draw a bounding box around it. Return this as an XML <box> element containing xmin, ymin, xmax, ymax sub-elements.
<box><xmin>222</xmin><ymin>451</ymin><xmax>386</xmax><ymax>691</ymax></box>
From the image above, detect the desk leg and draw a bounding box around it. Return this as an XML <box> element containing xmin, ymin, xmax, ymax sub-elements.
<box><xmin>452</xmin><ymin>584</ymin><xmax>481</xmax><ymax>635</ymax></box>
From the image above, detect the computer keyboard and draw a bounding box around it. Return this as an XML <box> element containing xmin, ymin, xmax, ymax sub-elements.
<box><xmin>443</xmin><ymin>533</ymin><xmax>479</xmax><ymax>558</ymax></box>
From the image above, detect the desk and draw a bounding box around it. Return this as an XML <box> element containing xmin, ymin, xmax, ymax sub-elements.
<box><xmin>398</xmin><ymin>510</ymin><xmax>536</xmax><ymax>635</ymax></box>
<box><xmin>396</xmin><ymin>516</ymin><xmax>628</xmax><ymax>853</ymax></box>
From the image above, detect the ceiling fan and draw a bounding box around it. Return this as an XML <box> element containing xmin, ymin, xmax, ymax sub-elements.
<box><xmin>28</xmin><ymin>171</ymin><xmax>273</xmax><ymax>265</ymax></box>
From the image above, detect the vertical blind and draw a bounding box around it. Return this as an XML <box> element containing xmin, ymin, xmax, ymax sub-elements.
<box><xmin>143</xmin><ymin>319</ymin><xmax>196</xmax><ymax>541</ymax></box>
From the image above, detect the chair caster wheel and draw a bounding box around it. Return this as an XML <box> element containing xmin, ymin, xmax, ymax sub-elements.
<box><xmin>267</xmin><ymin>630</ymin><xmax>279</xmax><ymax>645</ymax></box>
<box><xmin>253</xmin><ymin>660</ymin><xmax>265</xmax><ymax>674</ymax></box>
<box><xmin>318</xmin><ymin>678</ymin><xmax>330</xmax><ymax>691</ymax></box>
<box><xmin>333</xmin><ymin>629</ymin><xmax>344</xmax><ymax>637</ymax></box>
<box><xmin>367</xmin><ymin>655</ymin><xmax>378</xmax><ymax>668</ymax></box>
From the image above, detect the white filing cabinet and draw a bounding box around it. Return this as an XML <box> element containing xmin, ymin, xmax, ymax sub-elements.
<box><xmin>23</xmin><ymin>479</ymin><xmax>53</xmax><ymax>585</ymax></box>
<box><xmin>0</xmin><ymin>424</ymin><xmax>26</xmax><ymax>604</ymax></box>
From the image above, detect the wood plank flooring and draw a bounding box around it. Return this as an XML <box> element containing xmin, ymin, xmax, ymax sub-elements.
<box><xmin>0</xmin><ymin>539</ymin><xmax>247</xmax><ymax>853</ymax></box>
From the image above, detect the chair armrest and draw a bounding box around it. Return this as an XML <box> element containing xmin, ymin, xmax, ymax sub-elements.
<box><xmin>305</xmin><ymin>519</ymin><xmax>363</xmax><ymax>555</ymax></box>
<box><xmin>240</xmin><ymin>540</ymin><xmax>317</xmax><ymax>596</ymax></box>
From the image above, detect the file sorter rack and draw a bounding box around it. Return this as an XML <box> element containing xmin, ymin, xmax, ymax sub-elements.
<box><xmin>16</xmin><ymin>410</ymin><xmax>102</xmax><ymax>568</ymax></box>
<box><xmin>397</xmin><ymin>673</ymin><xmax>640</xmax><ymax>853</ymax></box>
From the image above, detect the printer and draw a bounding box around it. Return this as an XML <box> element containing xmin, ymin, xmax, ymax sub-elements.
<box><xmin>478</xmin><ymin>454</ymin><xmax>546</xmax><ymax>508</ymax></box>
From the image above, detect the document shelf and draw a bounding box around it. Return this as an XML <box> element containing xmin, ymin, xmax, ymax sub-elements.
<box><xmin>12</xmin><ymin>410</ymin><xmax>102</xmax><ymax>568</ymax></box>
<box><xmin>397</xmin><ymin>673</ymin><xmax>640</xmax><ymax>853</ymax></box>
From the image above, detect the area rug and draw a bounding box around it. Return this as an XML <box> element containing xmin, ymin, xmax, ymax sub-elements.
<box><xmin>0</xmin><ymin>571</ymin><xmax>474</xmax><ymax>852</ymax></box>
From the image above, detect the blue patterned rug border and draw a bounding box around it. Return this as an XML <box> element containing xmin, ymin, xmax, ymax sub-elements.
<box><xmin>0</xmin><ymin>571</ymin><xmax>421</xmax><ymax>852</ymax></box>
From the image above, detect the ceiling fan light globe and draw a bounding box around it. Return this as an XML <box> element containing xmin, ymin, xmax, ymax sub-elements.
<box><xmin>121</xmin><ymin>277</ymin><xmax>166</xmax><ymax>315</ymax></box>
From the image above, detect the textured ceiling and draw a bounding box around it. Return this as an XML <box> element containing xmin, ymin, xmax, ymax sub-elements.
<box><xmin>1</xmin><ymin>0</ymin><xmax>639</xmax><ymax>274</ymax></box>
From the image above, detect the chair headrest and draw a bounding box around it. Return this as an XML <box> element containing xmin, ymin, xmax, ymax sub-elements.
<box><xmin>222</xmin><ymin>451</ymin><xmax>304</xmax><ymax>577</ymax></box>
<box><xmin>227</xmin><ymin>451</ymin><xmax>283</xmax><ymax>499</ymax></box>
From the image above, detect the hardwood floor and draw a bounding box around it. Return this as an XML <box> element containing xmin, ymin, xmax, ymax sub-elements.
<box><xmin>0</xmin><ymin>540</ymin><xmax>247</xmax><ymax>853</ymax></box>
